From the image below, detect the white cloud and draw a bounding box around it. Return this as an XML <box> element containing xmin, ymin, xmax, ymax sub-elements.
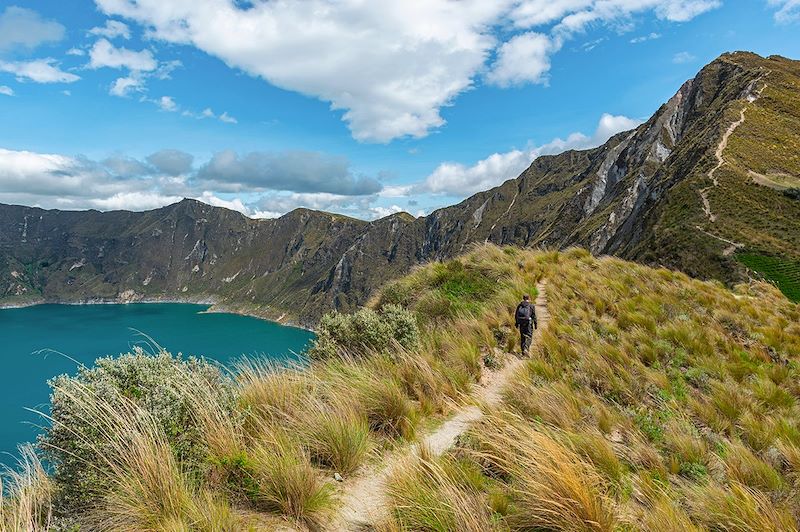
<box><xmin>95</xmin><ymin>0</ymin><xmax>508</xmax><ymax>143</ymax></box>
<box><xmin>89</xmin><ymin>20</ymin><xmax>131</xmax><ymax>39</ymax></box>
<box><xmin>0</xmin><ymin>59</ymin><xmax>80</xmax><ymax>83</ymax></box>
<box><xmin>0</xmin><ymin>85</ymin><xmax>13</xmax><ymax>96</ymax></box>
<box><xmin>655</xmin><ymin>0</ymin><xmax>721</xmax><ymax>21</ymax></box>
<box><xmin>0</xmin><ymin>6</ymin><xmax>65</xmax><ymax>51</ymax></box>
<box><xmin>419</xmin><ymin>113</ymin><xmax>640</xmax><ymax>196</ymax></box>
<box><xmin>768</xmin><ymin>0</ymin><xmax>800</xmax><ymax>23</ymax></box>
<box><xmin>486</xmin><ymin>32</ymin><xmax>553</xmax><ymax>87</ymax></box>
<box><xmin>672</xmin><ymin>51</ymin><xmax>696</xmax><ymax>63</ymax></box>
<box><xmin>110</xmin><ymin>74</ymin><xmax>144</xmax><ymax>96</ymax></box>
<box><xmin>630</xmin><ymin>32</ymin><xmax>662</xmax><ymax>43</ymax></box>
<box><xmin>219</xmin><ymin>111</ymin><xmax>237</xmax><ymax>124</ymax></box>
<box><xmin>89</xmin><ymin>38</ymin><xmax>157</xmax><ymax>71</ymax></box>
<box><xmin>91</xmin><ymin>191</ymin><xmax>182</xmax><ymax>211</ymax></box>
<box><xmin>94</xmin><ymin>0</ymin><xmax>719</xmax><ymax>142</ymax></box>
<box><xmin>157</xmin><ymin>95</ymin><xmax>177</xmax><ymax>111</ymax></box>
<box><xmin>195</xmin><ymin>191</ymin><xmax>250</xmax><ymax>214</ymax></box>
<box><xmin>66</xmin><ymin>47</ymin><xmax>86</xmax><ymax>56</ymax></box>
<box><xmin>61</xmin><ymin>90</ymin><xmax>71</xmax><ymax>96</ymax></box>
<box><xmin>0</xmin><ymin>146</ymin><xmax>391</xmax><ymax>218</ymax></box>
<box><xmin>197</xmin><ymin>150</ymin><xmax>383</xmax><ymax>196</ymax></box>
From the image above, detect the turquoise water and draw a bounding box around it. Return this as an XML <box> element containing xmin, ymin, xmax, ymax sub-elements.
<box><xmin>0</xmin><ymin>303</ymin><xmax>314</xmax><ymax>464</ymax></box>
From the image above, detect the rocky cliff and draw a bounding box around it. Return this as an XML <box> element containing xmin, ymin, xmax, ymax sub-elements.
<box><xmin>2</xmin><ymin>52</ymin><xmax>799</xmax><ymax>324</ymax></box>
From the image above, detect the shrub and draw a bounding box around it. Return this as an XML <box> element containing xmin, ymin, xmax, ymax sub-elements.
<box><xmin>308</xmin><ymin>304</ymin><xmax>420</xmax><ymax>359</ymax></box>
<box><xmin>40</xmin><ymin>348</ymin><xmax>233</xmax><ymax>513</ymax></box>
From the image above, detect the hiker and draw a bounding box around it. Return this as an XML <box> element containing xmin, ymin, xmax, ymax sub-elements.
<box><xmin>515</xmin><ymin>294</ymin><xmax>537</xmax><ymax>355</ymax></box>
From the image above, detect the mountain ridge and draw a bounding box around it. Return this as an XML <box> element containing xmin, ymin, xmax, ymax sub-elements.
<box><xmin>2</xmin><ymin>51</ymin><xmax>799</xmax><ymax>324</ymax></box>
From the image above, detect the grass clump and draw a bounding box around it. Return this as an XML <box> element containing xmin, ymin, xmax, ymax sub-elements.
<box><xmin>0</xmin><ymin>446</ymin><xmax>53</xmax><ymax>532</ymax></box>
<box><xmin>472</xmin><ymin>415</ymin><xmax>617</xmax><ymax>531</ymax></box>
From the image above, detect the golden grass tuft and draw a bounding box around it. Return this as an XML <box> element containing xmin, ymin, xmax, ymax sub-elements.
<box><xmin>471</xmin><ymin>415</ymin><xmax>617</xmax><ymax>531</ymax></box>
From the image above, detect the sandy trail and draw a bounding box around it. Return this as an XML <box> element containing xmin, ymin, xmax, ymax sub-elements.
<box><xmin>329</xmin><ymin>282</ymin><xmax>550</xmax><ymax>531</ymax></box>
<box><xmin>698</xmin><ymin>76</ymin><xmax>768</xmax><ymax>224</ymax></box>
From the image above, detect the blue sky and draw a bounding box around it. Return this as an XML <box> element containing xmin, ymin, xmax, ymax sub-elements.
<box><xmin>0</xmin><ymin>0</ymin><xmax>798</xmax><ymax>219</ymax></box>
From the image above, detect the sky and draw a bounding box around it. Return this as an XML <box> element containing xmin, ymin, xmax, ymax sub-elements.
<box><xmin>0</xmin><ymin>1</ymin><xmax>798</xmax><ymax>220</ymax></box>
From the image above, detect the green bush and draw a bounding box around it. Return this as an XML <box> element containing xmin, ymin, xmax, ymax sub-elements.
<box><xmin>40</xmin><ymin>347</ymin><xmax>233</xmax><ymax>513</ymax></box>
<box><xmin>308</xmin><ymin>304</ymin><xmax>420</xmax><ymax>359</ymax></box>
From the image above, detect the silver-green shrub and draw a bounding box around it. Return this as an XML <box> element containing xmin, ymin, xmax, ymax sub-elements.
<box><xmin>308</xmin><ymin>304</ymin><xmax>420</xmax><ymax>359</ymax></box>
<box><xmin>39</xmin><ymin>347</ymin><xmax>233</xmax><ymax>514</ymax></box>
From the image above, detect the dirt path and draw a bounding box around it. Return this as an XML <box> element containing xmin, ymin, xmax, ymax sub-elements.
<box><xmin>329</xmin><ymin>282</ymin><xmax>550</xmax><ymax>531</ymax></box>
<box><xmin>698</xmin><ymin>107</ymin><xmax>748</xmax><ymax>223</ymax></box>
<box><xmin>698</xmin><ymin>76</ymin><xmax>768</xmax><ymax>224</ymax></box>
<box><xmin>694</xmin><ymin>225</ymin><xmax>744</xmax><ymax>256</ymax></box>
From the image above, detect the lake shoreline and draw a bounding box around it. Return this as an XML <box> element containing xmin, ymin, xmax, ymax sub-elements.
<box><xmin>0</xmin><ymin>296</ymin><xmax>314</xmax><ymax>332</ymax></box>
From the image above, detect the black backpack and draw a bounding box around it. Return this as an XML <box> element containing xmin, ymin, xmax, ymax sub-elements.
<box><xmin>515</xmin><ymin>302</ymin><xmax>532</xmax><ymax>326</ymax></box>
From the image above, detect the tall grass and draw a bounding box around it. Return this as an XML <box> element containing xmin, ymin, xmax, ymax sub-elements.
<box><xmin>8</xmin><ymin>244</ymin><xmax>800</xmax><ymax>530</ymax></box>
<box><xmin>385</xmin><ymin>446</ymin><xmax>496</xmax><ymax>532</ymax></box>
<box><xmin>471</xmin><ymin>415</ymin><xmax>616</xmax><ymax>531</ymax></box>
<box><xmin>0</xmin><ymin>446</ymin><xmax>53</xmax><ymax>532</ymax></box>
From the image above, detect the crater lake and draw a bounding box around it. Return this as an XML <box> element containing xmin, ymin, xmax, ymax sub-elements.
<box><xmin>0</xmin><ymin>302</ymin><xmax>314</xmax><ymax>464</ymax></box>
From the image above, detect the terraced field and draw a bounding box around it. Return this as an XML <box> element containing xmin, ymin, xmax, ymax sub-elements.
<box><xmin>737</xmin><ymin>253</ymin><xmax>800</xmax><ymax>302</ymax></box>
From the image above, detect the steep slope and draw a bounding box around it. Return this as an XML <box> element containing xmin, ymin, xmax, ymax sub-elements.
<box><xmin>376</xmin><ymin>247</ymin><xmax>800</xmax><ymax>531</ymax></box>
<box><xmin>1</xmin><ymin>52</ymin><xmax>799</xmax><ymax>322</ymax></box>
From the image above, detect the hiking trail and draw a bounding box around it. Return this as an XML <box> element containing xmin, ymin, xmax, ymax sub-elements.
<box><xmin>327</xmin><ymin>281</ymin><xmax>550</xmax><ymax>531</ymax></box>
<box><xmin>698</xmin><ymin>75</ymin><xmax>768</xmax><ymax>224</ymax></box>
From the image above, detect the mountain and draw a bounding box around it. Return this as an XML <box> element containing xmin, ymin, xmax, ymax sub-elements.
<box><xmin>2</xmin><ymin>51</ymin><xmax>799</xmax><ymax>324</ymax></box>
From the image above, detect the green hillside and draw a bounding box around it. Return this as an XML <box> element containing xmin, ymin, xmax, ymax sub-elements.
<box><xmin>3</xmin><ymin>245</ymin><xmax>799</xmax><ymax>530</ymax></box>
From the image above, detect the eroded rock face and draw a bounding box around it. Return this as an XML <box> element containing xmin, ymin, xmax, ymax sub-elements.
<box><xmin>2</xmin><ymin>52</ymin><xmax>799</xmax><ymax>323</ymax></box>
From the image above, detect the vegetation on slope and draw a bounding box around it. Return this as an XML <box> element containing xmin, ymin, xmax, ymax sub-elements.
<box><xmin>3</xmin><ymin>244</ymin><xmax>799</xmax><ymax>531</ymax></box>
<box><xmin>377</xmin><ymin>247</ymin><xmax>800</xmax><ymax>531</ymax></box>
<box><xmin>2</xmin><ymin>245</ymin><xmax>537</xmax><ymax>530</ymax></box>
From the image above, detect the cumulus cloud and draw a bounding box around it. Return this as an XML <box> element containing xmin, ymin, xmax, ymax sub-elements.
<box><xmin>0</xmin><ymin>85</ymin><xmax>13</xmax><ymax>96</ymax></box>
<box><xmin>146</xmin><ymin>149</ymin><xmax>194</xmax><ymax>176</ymax></box>
<box><xmin>109</xmin><ymin>74</ymin><xmax>144</xmax><ymax>96</ymax></box>
<box><xmin>768</xmin><ymin>0</ymin><xmax>800</xmax><ymax>23</ymax></box>
<box><xmin>0</xmin><ymin>6</ymin><xmax>65</xmax><ymax>51</ymax></box>
<box><xmin>0</xmin><ymin>59</ymin><xmax>79</xmax><ymax>83</ymax></box>
<box><xmin>0</xmin><ymin>146</ymin><xmax>389</xmax><ymax>217</ymax></box>
<box><xmin>88</xmin><ymin>20</ymin><xmax>131</xmax><ymax>39</ymax></box>
<box><xmin>486</xmin><ymin>32</ymin><xmax>553</xmax><ymax>87</ymax></box>
<box><xmin>252</xmin><ymin>191</ymin><xmax>401</xmax><ymax>220</ymax></box>
<box><xmin>197</xmin><ymin>150</ymin><xmax>383</xmax><ymax>196</ymax></box>
<box><xmin>93</xmin><ymin>0</ymin><xmax>719</xmax><ymax>142</ymax></box>
<box><xmin>89</xmin><ymin>39</ymin><xmax>157</xmax><ymax>71</ymax></box>
<box><xmin>157</xmin><ymin>95</ymin><xmax>177</xmax><ymax>111</ymax></box>
<box><xmin>96</xmin><ymin>0</ymin><xmax>511</xmax><ymax>143</ymax></box>
<box><xmin>418</xmin><ymin>113</ymin><xmax>640</xmax><ymax>196</ymax></box>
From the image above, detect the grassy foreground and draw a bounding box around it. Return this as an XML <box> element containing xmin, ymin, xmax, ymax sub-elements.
<box><xmin>380</xmin><ymin>247</ymin><xmax>800</xmax><ymax>531</ymax></box>
<box><xmin>3</xmin><ymin>245</ymin><xmax>800</xmax><ymax>530</ymax></box>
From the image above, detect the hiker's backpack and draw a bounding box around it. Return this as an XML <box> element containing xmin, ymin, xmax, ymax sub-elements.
<box><xmin>515</xmin><ymin>303</ymin><xmax>532</xmax><ymax>326</ymax></box>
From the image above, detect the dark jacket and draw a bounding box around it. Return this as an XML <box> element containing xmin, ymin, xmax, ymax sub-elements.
<box><xmin>515</xmin><ymin>300</ymin><xmax>537</xmax><ymax>330</ymax></box>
